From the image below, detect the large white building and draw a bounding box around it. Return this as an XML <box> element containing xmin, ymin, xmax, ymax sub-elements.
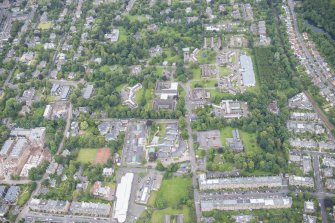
<box><xmin>114</xmin><ymin>173</ymin><xmax>134</xmax><ymax>223</ymax></box>
<box><xmin>240</xmin><ymin>54</ymin><xmax>256</xmax><ymax>87</ymax></box>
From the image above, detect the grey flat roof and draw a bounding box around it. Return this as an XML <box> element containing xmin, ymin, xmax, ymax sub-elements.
<box><xmin>82</xmin><ymin>84</ymin><xmax>94</xmax><ymax>99</ymax></box>
<box><xmin>9</xmin><ymin>138</ymin><xmax>27</xmax><ymax>158</ymax></box>
<box><xmin>0</xmin><ymin>139</ymin><xmax>14</xmax><ymax>156</ymax></box>
<box><xmin>240</xmin><ymin>54</ymin><xmax>256</xmax><ymax>86</ymax></box>
<box><xmin>60</xmin><ymin>86</ymin><xmax>70</xmax><ymax>99</ymax></box>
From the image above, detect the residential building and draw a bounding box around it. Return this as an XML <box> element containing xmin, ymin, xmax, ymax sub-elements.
<box><xmin>29</xmin><ymin>199</ymin><xmax>70</xmax><ymax>214</ymax></box>
<box><xmin>213</xmin><ymin>100</ymin><xmax>249</xmax><ymax>119</ymax></box>
<box><xmin>199</xmin><ymin>174</ymin><xmax>282</xmax><ymax>190</ymax></box>
<box><xmin>304</xmin><ymin>201</ymin><xmax>315</xmax><ymax>213</ymax></box>
<box><xmin>4</xmin><ymin>186</ymin><xmax>20</xmax><ymax>203</ymax></box>
<box><xmin>201</xmin><ymin>196</ymin><xmax>292</xmax><ymax>211</ymax></box>
<box><xmin>70</xmin><ymin>201</ymin><xmax>111</xmax><ymax>217</ymax></box>
<box><xmin>288</xmin><ymin>175</ymin><xmax>314</xmax><ymax>188</ymax></box>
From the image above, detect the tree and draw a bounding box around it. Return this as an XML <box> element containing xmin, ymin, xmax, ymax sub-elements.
<box><xmin>80</xmin><ymin>121</ymin><xmax>89</xmax><ymax>130</ymax></box>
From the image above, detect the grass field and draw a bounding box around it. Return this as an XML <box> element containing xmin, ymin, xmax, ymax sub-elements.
<box><xmin>116</xmin><ymin>84</ymin><xmax>126</xmax><ymax>92</ymax></box>
<box><xmin>190</xmin><ymin>79</ymin><xmax>217</xmax><ymax>88</ymax></box>
<box><xmin>126</xmin><ymin>14</ymin><xmax>147</xmax><ymax>22</ymax></box>
<box><xmin>156</xmin><ymin>176</ymin><xmax>192</xmax><ymax>206</ymax></box>
<box><xmin>148</xmin><ymin>176</ymin><xmax>193</xmax><ymax>223</ymax></box>
<box><xmin>17</xmin><ymin>186</ymin><xmax>31</xmax><ymax>206</ymax></box>
<box><xmin>77</xmin><ymin>148</ymin><xmax>97</xmax><ymax>164</ymax></box>
<box><xmin>135</xmin><ymin>88</ymin><xmax>153</xmax><ymax>110</ymax></box>
<box><xmin>219</xmin><ymin>66</ymin><xmax>231</xmax><ymax>77</ymax></box>
<box><xmin>38</xmin><ymin>22</ymin><xmax>53</xmax><ymax>30</ymax></box>
<box><xmin>197</xmin><ymin>49</ymin><xmax>216</xmax><ymax>64</ymax></box>
<box><xmin>191</xmin><ymin>67</ymin><xmax>201</xmax><ymax>80</ymax></box>
<box><xmin>148</xmin><ymin>191</ymin><xmax>158</xmax><ymax>207</ymax></box>
<box><xmin>118</xmin><ymin>27</ymin><xmax>128</xmax><ymax>42</ymax></box>
<box><xmin>220</xmin><ymin>127</ymin><xmax>261</xmax><ymax>153</ymax></box>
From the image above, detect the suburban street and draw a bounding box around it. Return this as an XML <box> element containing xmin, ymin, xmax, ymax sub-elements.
<box><xmin>25</xmin><ymin>212</ymin><xmax>114</xmax><ymax>223</ymax></box>
<box><xmin>312</xmin><ymin>155</ymin><xmax>328</xmax><ymax>223</ymax></box>
<box><xmin>183</xmin><ymin>82</ymin><xmax>202</xmax><ymax>223</ymax></box>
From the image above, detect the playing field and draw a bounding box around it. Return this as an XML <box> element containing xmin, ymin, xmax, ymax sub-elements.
<box><xmin>95</xmin><ymin>147</ymin><xmax>111</xmax><ymax>164</ymax></box>
<box><xmin>149</xmin><ymin>176</ymin><xmax>193</xmax><ymax>223</ymax></box>
<box><xmin>77</xmin><ymin>148</ymin><xmax>97</xmax><ymax>164</ymax></box>
<box><xmin>38</xmin><ymin>22</ymin><xmax>53</xmax><ymax>30</ymax></box>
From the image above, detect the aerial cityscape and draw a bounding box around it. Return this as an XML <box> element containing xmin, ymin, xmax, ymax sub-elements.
<box><xmin>0</xmin><ymin>0</ymin><xmax>335</xmax><ymax>222</ymax></box>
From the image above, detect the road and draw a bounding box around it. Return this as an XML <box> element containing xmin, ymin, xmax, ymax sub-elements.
<box><xmin>25</xmin><ymin>212</ymin><xmax>114</xmax><ymax>223</ymax></box>
<box><xmin>56</xmin><ymin>103</ymin><xmax>73</xmax><ymax>155</ymax></box>
<box><xmin>50</xmin><ymin>79</ymin><xmax>84</xmax><ymax>87</ymax></box>
<box><xmin>183</xmin><ymin>82</ymin><xmax>201</xmax><ymax>223</ymax></box>
<box><xmin>312</xmin><ymin>154</ymin><xmax>328</xmax><ymax>223</ymax></box>
<box><xmin>0</xmin><ymin>179</ymin><xmax>31</xmax><ymax>185</ymax></box>
<box><xmin>291</xmin><ymin>149</ymin><xmax>335</xmax><ymax>158</ymax></box>
<box><xmin>2</xmin><ymin>8</ymin><xmax>36</xmax><ymax>88</ymax></box>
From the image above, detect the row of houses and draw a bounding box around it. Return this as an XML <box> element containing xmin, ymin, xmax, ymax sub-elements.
<box><xmin>199</xmin><ymin>174</ymin><xmax>283</xmax><ymax>190</ymax></box>
<box><xmin>29</xmin><ymin>199</ymin><xmax>111</xmax><ymax>217</ymax></box>
<box><xmin>201</xmin><ymin>196</ymin><xmax>292</xmax><ymax>211</ymax></box>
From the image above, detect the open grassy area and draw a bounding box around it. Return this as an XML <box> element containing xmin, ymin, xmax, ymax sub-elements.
<box><xmin>220</xmin><ymin>127</ymin><xmax>261</xmax><ymax>153</ymax></box>
<box><xmin>191</xmin><ymin>67</ymin><xmax>201</xmax><ymax>80</ymax></box>
<box><xmin>148</xmin><ymin>190</ymin><xmax>158</xmax><ymax>207</ymax></box>
<box><xmin>148</xmin><ymin>176</ymin><xmax>193</xmax><ymax>223</ymax></box>
<box><xmin>126</xmin><ymin>14</ymin><xmax>147</xmax><ymax>23</ymax></box>
<box><xmin>219</xmin><ymin>66</ymin><xmax>231</xmax><ymax>77</ymax></box>
<box><xmin>115</xmin><ymin>84</ymin><xmax>126</xmax><ymax>92</ymax></box>
<box><xmin>17</xmin><ymin>187</ymin><xmax>31</xmax><ymax>206</ymax></box>
<box><xmin>135</xmin><ymin>88</ymin><xmax>153</xmax><ymax>110</ymax></box>
<box><xmin>156</xmin><ymin>176</ymin><xmax>192</xmax><ymax>206</ymax></box>
<box><xmin>38</xmin><ymin>22</ymin><xmax>53</xmax><ymax>30</ymax></box>
<box><xmin>77</xmin><ymin>148</ymin><xmax>97</xmax><ymax>164</ymax></box>
<box><xmin>209</xmin><ymin>90</ymin><xmax>233</xmax><ymax>99</ymax></box>
<box><xmin>197</xmin><ymin>49</ymin><xmax>216</xmax><ymax>64</ymax></box>
<box><xmin>190</xmin><ymin>79</ymin><xmax>217</xmax><ymax>89</ymax></box>
<box><xmin>118</xmin><ymin>27</ymin><xmax>128</xmax><ymax>42</ymax></box>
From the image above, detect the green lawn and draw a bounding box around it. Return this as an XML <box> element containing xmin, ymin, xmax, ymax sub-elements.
<box><xmin>155</xmin><ymin>176</ymin><xmax>192</xmax><ymax>206</ymax></box>
<box><xmin>197</xmin><ymin>49</ymin><xmax>216</xmax><ymax>64</ymax></box>
<box><xmin>38</xmin><ymin>22</ymin><xmax>53</xmax><ymax>30</ymax></box>
<box><xmin>118</xmin><ymin>27</ymin><xmax>128</xmax><ymax>42</ymax></box>
<box><xmin>126</xmin><ymin>15</ymin><xmax>147</xmax><ymax>22</ymax></box>
<box><xmin>191</xmin><ymin>67</ymin><xmax>201</xmax><ymax>80</ymax></box>
<box><xmin>149</xmin><ymin>176</ymin><xmax>193</xmax><ymax>223</ymax></box>
<box><xmin>17</xmin><ymin>187</ymin><xmax>31</xmax><ymax>206</ymax></box>
<box><xmin>190</xmin><ymin>79</ymin><xmax>217</xmax><ymax>88</ymax></box>
<box><xmin>209</xmin><ymin>90</ymin><xmax>233</xmax><ymax>99</ymax></box>
<box><xmin>116</xmin><ymin>84</ymin><xmax>126</xmax><ymax>92</ymax></box>
<box><xmin>77</xmin><ymin>148</ymin><xmax>97</xmax><ymax>164</ymax></box>
<box><xmin>135</xmin><ymin>88</ymin><xmax>153</xmax><ymax>110</ymax></box>
<box><xmin>220</xmin><ymin>127</ymin><xmax>261</xmax><ymax>153</ymax></box>
<box><xmin>155</xmin><ymin>67</ymin><xmax>164</xmax><ymax>77</ymax></box>
<box><xmin>148</xmin><ymin>191</ymin><xmax>158</xmax><ymax>207</ymax></box>
<box><xmin>219</xmin><ymin>66</ymin><xmax>231</xmax><ymax>77</ymax></box>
